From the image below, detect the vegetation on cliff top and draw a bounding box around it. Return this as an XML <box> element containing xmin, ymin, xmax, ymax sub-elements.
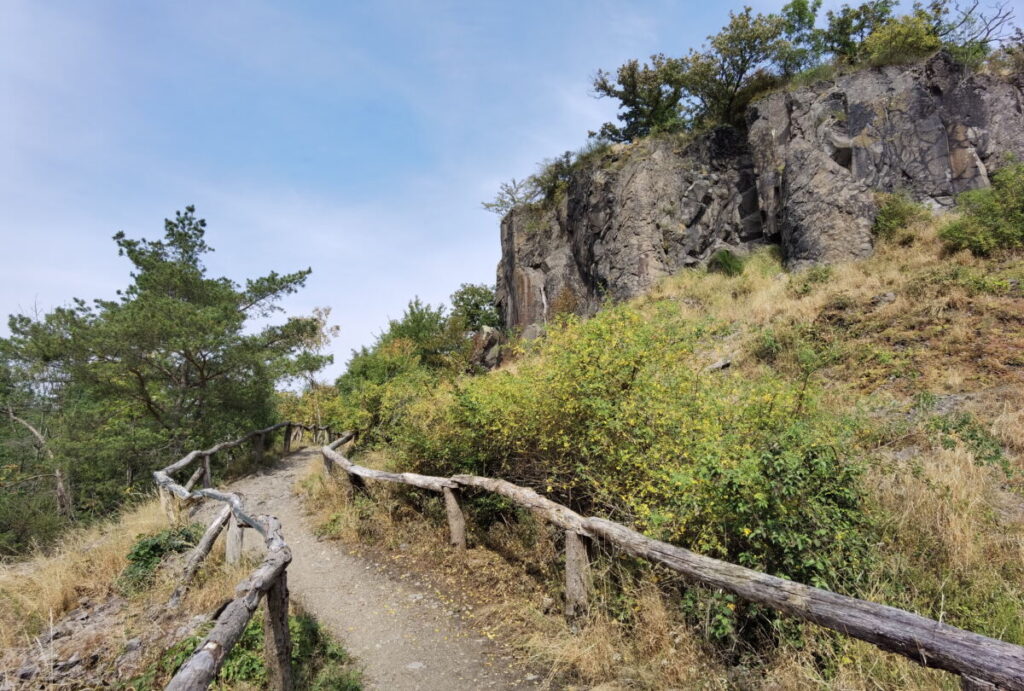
<box><xmin>484</xmin><ymin>0</ymin><xmax>1019</xmax><ymax>216</ymax></box>
<box><xmin>592</xmin><ymin>0</ymin><xmax>1016</xmax><ymax>140</ymax></box>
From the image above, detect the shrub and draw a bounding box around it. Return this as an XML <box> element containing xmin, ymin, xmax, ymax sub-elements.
<box><xmin>790</xmin><ymin>62</ymin><xmax>838</xmax><ymax>88</ymax></box>
<box><xmin>863</xmin><ymin>13</ymin><xmax>941</xmax><ymax>66</ymax></box>
<box><xmin>940</xmin><ymin>162</ymin><xmax>1024</xmax><ymax>255</ymax></box>
<box><xmin>218</xmin><ymin>612</ymin><xmax>360</xmax><ymax>688</ymax></box>
<box><xmin>116</xmin><ymin>524</ymin><xmax>203</xmax><ymax>594</ymax></box>
<box><xmin>707</xmin><ymin>249</ymin><xmax>745</xmax><ymax>276</ymax></box>
<box><xmin>872</xmin><ymin>191</ymin><xmax>930</xmax><ymax>238</ymax></box>
<box><xmin>133</xmin><ymin>611</ymin><xmax>360</xmax><ymax>689</ymax></box>
<box><xmin>789</xmin><ymin>264</ymin><xmax>833</xmax><ymax>296</ymax></box>
<box><xmin>393</xmin><ymin>303</ymin><xmax>873</xmax><ymax>642</ymax></box>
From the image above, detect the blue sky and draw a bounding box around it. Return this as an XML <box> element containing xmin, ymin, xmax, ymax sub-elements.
<box><xmin>1</xmin><ymin>0</ymin><xmax>929</xmax><ymax>380</ymax></box>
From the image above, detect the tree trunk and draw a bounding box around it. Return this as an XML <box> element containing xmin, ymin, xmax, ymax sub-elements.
<box><xmin>7</xmin><ymin>408</ymin><xmax>73</xmax><ymax>518</ymax></box>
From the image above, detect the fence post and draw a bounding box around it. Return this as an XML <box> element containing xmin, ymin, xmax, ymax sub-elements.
<box><xmin>283</xmin><ymin>424</ymin><xmax>292</xmax><ymax>454</ymax></box>
<box><xmin>565</xmin><ymin>530</ymin><xmax>591</xmax><ymax>626</ymax></box>
<box><xmin>264</xmin><ymin>571</ymin><xmax>293</xmax><ymax>690</ymax></box>
<box><xmin>159</xmin><ymin>487</ymin><xmax>181</xmax><ymax>524</ymax></box>
<box><xmin>253</xmin><ymin>433</ymin><xmax>265</xmax><ymax>465</ymax></box>
<box><xmin>226</xmin><ymin>517</ymin><xmax>245</xmax><ymax>566</ymax></box>
<box><xmin>442</xmin><ymin>487</ymin><xmax>467</xmax><ymax>550</ymax></box>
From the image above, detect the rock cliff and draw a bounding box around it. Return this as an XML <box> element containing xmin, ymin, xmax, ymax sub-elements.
<box><xmin>497</xmin><ymin>52</ymin><xmax>1024</xmax><ymax>331</ymax></box>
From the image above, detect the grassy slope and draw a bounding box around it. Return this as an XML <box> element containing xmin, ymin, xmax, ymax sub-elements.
<box><xmin>306</xmin><ymin>215</ymin><xmax>1024</xmax><ymax>689</ymax></box>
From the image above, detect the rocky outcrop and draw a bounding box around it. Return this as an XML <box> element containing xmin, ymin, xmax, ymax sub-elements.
<box><xmin>496</xmin><ymin>130</ymin><xmax>764</xmax><ymax>330</ymax></box>
<box><xmin>497</xmin><ymin>52</ymin><xmax>1024</xmax><ymax>330</ymax></box>
<box><xmin>748</xmin><ymin>51</ymin><xmax>1024</xmax><ymax>267</ymax></box>
<box><xmin>495</xmin><ymin>201</ymin><xmax>589</xmax><ymax>336</ymax></box>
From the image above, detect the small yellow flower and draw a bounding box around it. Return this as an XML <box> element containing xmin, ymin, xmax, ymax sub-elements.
<box><xmin>742</xmin><ymin>527</ymin><xmax>752</xmax><ymax>536</ymax></box>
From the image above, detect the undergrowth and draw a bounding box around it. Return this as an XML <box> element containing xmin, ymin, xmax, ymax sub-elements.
<box><xmin>117</xmin><ymin>523</ymin><xmax>203</xmax><ymax>595</ymax></box>
<box><xmin>132</xmin><ymin>609</ymin><xmax>360</xmax><ymax>690</ymax></box>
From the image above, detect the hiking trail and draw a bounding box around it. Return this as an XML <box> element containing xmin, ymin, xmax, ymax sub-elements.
<box><xmin>215</xmin><ymin>446</ymin><xmax>539</xmax><ymax>691</ymax></box>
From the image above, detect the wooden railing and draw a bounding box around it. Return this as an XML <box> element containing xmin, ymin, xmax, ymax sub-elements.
<box><xmin>152</xmin><ymin>422</ymin><xmax>343</xmax><ymax>691</ymax></box>
<box><xmin>320</xmin><ymin>436</ymin><xmax>1024</xmax><ymax>691</ymax></box>
<box><xmin>152</xmin><ymin>423</ymin><xmax>1024</xmax><ymax>690</ymax></box>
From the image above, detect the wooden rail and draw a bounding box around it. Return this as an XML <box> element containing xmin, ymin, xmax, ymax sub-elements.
<box><xmin>320</xmin><ymin>438</ymin><xmax>1024</xmax><ymax>690</ymax></box>
<box><xmin>152</xmin><ymin>422</ymin><xmax>343</xmax><ymax>691</ymax></box>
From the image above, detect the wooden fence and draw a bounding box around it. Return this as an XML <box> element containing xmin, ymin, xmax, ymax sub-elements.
<box><xmin>320</xmin><ymin>436</ymin><xmax>1024</xmax><ymax>691</ymax></box>
<box><xmin>152</xmin><ymin>422</ymin><xmax>343</xmax><ymax>691</ymax></box>
<box><xmin>153</xmin><ymin>423</ymin><xmax>1024</xmax><ymax>690</ymax></box>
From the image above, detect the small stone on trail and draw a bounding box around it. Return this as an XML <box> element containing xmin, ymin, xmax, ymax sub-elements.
<box><xmin>406</xmin><ymin>661</ymin><xmax>425</xmax><ymax>670</ymax></box>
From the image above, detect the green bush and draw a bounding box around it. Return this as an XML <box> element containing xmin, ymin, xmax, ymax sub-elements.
<box><xmin>790</xmin><ymin>62</ymin><xmax>838</xmax><ymax>88</ymax></box>
<box><xmin>863</xmin><ymin>13</ymin><xmax>941</xmax><ymax>66</ymax></box>
<box><xmin>789</xmin><ymin>265</ymin><xmax>833</xmax><ymax>296</ymax></box>
<box><xmin>216</xmin><ymin>612</ymin><xmax>360</xmax><ymax>689</ymax></box>
<box><xmin>872</xmin><ymin>191</ymin><xmax>930</xmax><ymax>238</ymax></box>
<box><xmin>707</xmin><ymin>249</ymin><xmax>745</xmax><ymax>276</ymax></box>
<box><xmin>392</xmin><ymin>303</ymin><xmax>873</xmax><ymax>641</ymax></box>
<box><xmin>940</xmin><ymin>162</ymin><xmax>1024</xmax><ymax>255</ymax></box>
<box><xmin>132</xmin><ymin>611</ymin><xmax>360</xmax><ymax>689</ymax></box>
<box><xmin>117</xmin><ymin>524</ymin><xmax>203</xmax><ymax>595</ymax></box>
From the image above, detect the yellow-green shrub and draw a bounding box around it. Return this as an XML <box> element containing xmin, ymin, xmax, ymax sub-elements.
<box><xmin>941</xmin><ymin>161</ymin><xmax>1024</xmax><ymax>255</ymax></box>
<box><xmin>393</xmin><ymin>303</ymin><xmax>873</xmax><ymax>636</ymax></box>
<box><xmin>864</xmin><ymin>14</ymin><xmax>940</xmax><ymax>66</ymax></box>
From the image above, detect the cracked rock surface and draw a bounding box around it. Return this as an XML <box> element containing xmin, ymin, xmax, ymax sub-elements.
<box><xmin>497</xmin><ymin>52</ymin><xmax>1024</xmax><ymax>329</ymax></box>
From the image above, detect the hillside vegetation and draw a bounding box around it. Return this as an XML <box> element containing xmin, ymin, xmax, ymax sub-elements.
<box><xmin>290</xmin><ymin>182</ymin><xmax>1024</xmax><ymax>687</ymax></box>
<box><xmin>0</xmin><ymin>208</ymin><xmax>331</xmax><ymax>556</ymax></box>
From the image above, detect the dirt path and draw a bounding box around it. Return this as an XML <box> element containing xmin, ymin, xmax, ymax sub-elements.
<box><xmin>218</xmin><ymin>448</ymin><xmax>539</xmax><ymax>691</ymax></box>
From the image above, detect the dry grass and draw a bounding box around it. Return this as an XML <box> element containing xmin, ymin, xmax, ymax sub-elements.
<box><xmin>0</xmin><ymin>499</ymin><xmax>167</xmax><ymax>648</ymax></box>
<box><xmin>647</xmin><ymin>218</ymin><xmax>1024</xmax><ymax>395</ymax></box>
<box><xmin>870</xmin><ymin>445</ymin><xmax>1021</xmax><ymax>573</ymax></box>
<box><xmin>0</xmin><ymin>495</ymin><xmax>276</xmax><ymax>689</ymax></box>
<box><xmin>991</xmin><ymin>388</ymin><xmax>1024</xmax><ymax>459</ymax></box>
<box><xmin>527</xmin><ymin>581</ymin><xmax>728</xmax><ymax>689</ymax></box>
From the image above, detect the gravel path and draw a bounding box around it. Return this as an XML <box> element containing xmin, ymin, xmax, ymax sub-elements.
<box><xmin>219</xmin><ymin>448</ymin><xmax>538</xmax><ymax>691</ymax></box>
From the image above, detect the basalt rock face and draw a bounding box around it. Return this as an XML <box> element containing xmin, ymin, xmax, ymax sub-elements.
<box><xmin>497</xmin><ymin>52</ymin><xmax>1024</xmax><ymax>330</ymax></box>
<box><xmin>496</xmin><ymin>130</ymin><xmax>765</xmax><ymax>331</ymax></box>
<box><xmin>748</xmin><ymin>51</ymin><xmax>1024</xmax><ymax>267</ymax></box>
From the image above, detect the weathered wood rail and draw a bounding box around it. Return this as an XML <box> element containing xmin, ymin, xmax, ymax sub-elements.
<box><xmin>320</xmin><ymin>437</ymin><xmax>1024</xmax><ymax>691</ymax></box>
<box><xmin>152</xmin><ymin>422</ymin><xmax>343</xmax><ymax>691</ymax></box>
